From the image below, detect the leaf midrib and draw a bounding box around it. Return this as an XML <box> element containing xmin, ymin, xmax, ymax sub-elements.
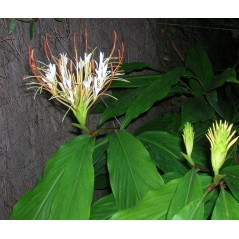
<box><xmin>34</xmin><ymin>170</ymin><xmax>64</xmax><ymax>219</ymax></box>
<box><xmin>138</xmin><ymin>136</ymin><xmax>179</xmax><ymax>159</ymax></box>
<box><xmin>65</xmin><ymin>138</ymin><xmax>92</xmax><ymax>219</ymax></box>
<box><xmin>116</xmin><ymin>131</ymin><xmax>141</xmax><ymax>204</ymax></box>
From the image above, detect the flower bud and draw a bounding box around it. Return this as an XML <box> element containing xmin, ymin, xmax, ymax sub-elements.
<box><xmin>182</xmin><ymin>122</ymin><xmax>195</xmax><ymax>166</ymax></box>
<box><xmin>206</xmin><ymin>120</ymin><xmax>238</xmax><ymax>183</ymax></box>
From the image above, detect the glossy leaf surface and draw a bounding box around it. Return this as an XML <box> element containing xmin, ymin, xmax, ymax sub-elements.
<box><xmin>137</xmin><ymin>131</ymin><xmax>187</xmax><ymax>174</ymax></box>
<box><xmin>167</xmin><ymin>169</ymin><xmax>203</xmax><ymax>219</ymax></box>
<box><xmin>185</xmin><ymin>43</ymin><xmax>214</xmax><ymax>88</ymax></box>
<box><xmin>110</xmin><ymin>179</ymin><xmax>179</xmax><ymax>220</ymax></box>
<box><xmin>10</xmin><ymin>135</ymin><xmax>95</xmax><ymax>220</ymax></box>
<box><xmin>90</xmin><ymin>194</ymin><xmax>118</xmax><ymax>220</ymax></box>
<box><xmin>211</xmin><ymin>185</ymin><xmax>239</xmax><ymax>220</ymax></box>
<box><xmin>107</xmin><ymin>130</ymin><xmax>164</xmax><ymax>210</ymax></box>
<box><xmin>121</xmin><ymin>67</ymin><xmax>184</xmax><ymax>129</ymax></box>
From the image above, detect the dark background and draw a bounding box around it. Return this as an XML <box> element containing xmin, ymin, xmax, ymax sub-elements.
<box><xmin>0</xmin><ymin>18</ymin><xmax>239</xmax><ymax>219</ymax></box>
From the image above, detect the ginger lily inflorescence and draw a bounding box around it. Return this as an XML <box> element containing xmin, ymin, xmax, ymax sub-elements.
<box><xmin>182</xmin><ymin>122</ymin><xmax>195</xmax><ymax>167</ymax></box>
<box><xmin>27</xmin><ymin>31</ymin><xmax>124</xmax><ymax>132</ymax></box>
<box><xmin>206</xmin><ymin>120</ymin><xmax>238</xmax><ymax>186</ymax></box>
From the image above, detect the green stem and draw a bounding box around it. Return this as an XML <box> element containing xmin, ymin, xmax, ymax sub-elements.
<box><xmin>72</xmin><ymin>123</ymin><xmax>90</xmax><ymax>134</ymax></box>
<box><xmin>89</xmin><ymin>127</ymin><xmax>118</xmax><ymax>137</ymax></box>
<box><xmin>213</xmin><ymin>174</ymin><xmax>226</xmax><ymax>187</ymax></box>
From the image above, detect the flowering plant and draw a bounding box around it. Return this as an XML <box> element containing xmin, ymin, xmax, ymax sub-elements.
<box><xmin>28</xmin><ymin>32</ymin><xmax>124</xmax><ymax>132</ymax></box>
<box><xmin>9</xmin><ymin>36</ymin><xmax>239</xmax><ymax>220</ymax></box>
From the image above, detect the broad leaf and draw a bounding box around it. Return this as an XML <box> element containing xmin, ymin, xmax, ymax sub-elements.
<box><xmin>110</xmin><ymin>179</ymin><xmax>179</xmax><ymax>220</ymax></box>
<box><xmin>181</xmin><ymin>97</ymin><xmax>215</xmax><ymax>127</ymax></box>
<box><xmin>188</xmin><ymin>78</ymin><xmax>203</xmax><ymax>96</ymax></box>
<box><xmin>204</xmin><ymin>189</ymin><xmax>219</xmax><ymax>219</ymax></box>
<box><xmin>137</xmin><ymin>131</ymin><xmax>187</xmax><ymax>174</ymax></box>
<box><xmin>121</xmin><ymin>67</ymin><xmax>185</xmax><ymax>129</ymax></box>
<box><xmin>221</xmin><ymin>165</ymin><xmax>239</xmax><ymax>202</ymax></box>
<box><xmin>107</xmin><ymin>130</ymin><xmax>164</xmax><ymax>210</ymax></box>
<box><xmin>30</xmin><ymin>21</ymin><xmax>36</xmax><ymax>40</ymax></box>
<box><xmin>198</xmin><ymin>174</ymin><xmax>213</xmax><ymax>192</ymax></box>
<box><xmin>90</xmin><ymin>194</ymin><xmax>118</xmax><ymax>220</ymax></box>
<box><xmin>193</xmin><ymin>120</ymin><xmax>213</xmax><ymax>143</ymax></box>
<box><xmin>206</xmin><ymin>68</ymin><xmax>238</xmax><ymax>92</ymax></box>
<box><xmin>8</xmin><ymin>18</ymin><xmax>16</xmax><ymax>35</ymax></box>
<box><xmin>206</xmin><ymin>91</ymin><xmax>235</xmax><ymax>121</ymax></box>
<box><xmin>93</xmin><ymin>137</ymin><xmax>108</xmax><ymax>166</ymax></box>
<box><xmin>98</xmin><ymin>88</ymin><xmax>143</xmax><ymax>127</ymax></box>
<box><xmin>134</xmin><ymin>113</ymin><xmax>181</xmax><ymax>136</ymax></box>
<box><xmin>10</xmin><ymin>135</ymin><xmax>95</xmax><ymax>220</ymax></box>
<box><xmin>185</xmin><ymin>43</ymin><xmax>214</xmax><ymax>88</ymax></box>
<box><xmin>172</xmin><ymin>199</ymin><xmax>204</xmax><ymax>220</ymax></box>
<box><xmin>192</xmin><ymin>144</ymin><xmax>210</xmax><ymax>168</ymax></box>
<box><xmin>211</xmin><ymin>185</ymin><xmax>239</xmax><ymax>220</ymax></box>
<box><xmin>119</xmin><ymin>62</ymin><xmax>157</xmax><ymax>74</ymax></box>
<box><xmin>110</xmin><ymin>74</ymin><xmax>161</xmax><ymax>88</ymax></box>
<box><xmin>162</xmin><ymin>172</ymin><xmax>182</xmax><ymax>184</ymax></box>
<box><xmin>167</xmin><ymin>169</ymin><xmax>203</xmax><ymax>219</ymax></box>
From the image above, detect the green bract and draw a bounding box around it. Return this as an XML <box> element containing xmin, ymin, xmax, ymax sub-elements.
<box><xmin>206</xmin><ymin>121</ymin><xmax>238</xmax><ymax>184</ymax></box>
<box><xmin>182</xmin><ymin>122</ymin><xmax>195</xmax><ymax>167</ymax></box>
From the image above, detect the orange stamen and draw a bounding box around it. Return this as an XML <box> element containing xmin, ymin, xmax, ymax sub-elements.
<box><xmin>109</xmin><ymin>31</ymin><xmax>117</xmax><ymax>58</ymax></box>
<box><xmin>74</xmin><ymin>33</ymin><xmax>78</xmax><ymax>63</ymax></box>
<box><xmin>85</xmin><ymin>28</ymin><xmax>88</xmax><ymax>55</ymax></box>
<box><xmin>44</xmin><ymin>34</ymin><xmax>54</xmax><ymax>64</ymax></box>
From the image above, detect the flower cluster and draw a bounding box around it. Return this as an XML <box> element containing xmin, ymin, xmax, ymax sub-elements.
<box><xmin>206</xmin><ymin>120</ymin><xmax>238</xmax><ymax>177</ymax></box>
<box><xmin>28</xmin><ymin>32</ymin><xmax>124</xmax><ymax>129</ymax></box>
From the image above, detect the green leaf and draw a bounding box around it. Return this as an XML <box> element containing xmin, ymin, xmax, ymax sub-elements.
<box><xmin>185</xmin><ymin>43</ymin><xmax>214</xmax><ymax>88</ymax></box>
<box><xmin>9</xmin><ymin>135</ymin><xmax>95</xmax><ymax>219</ymax></box>
<box><xmin>30</xmin><ymin>21</ymin><xmax>36</xmax><ymax>40</ymax></box>
<box><xmin>134</xmin><ymin>113</ymin><xmax>181</xmax><ymax>136</ymax></box>
<box><xmin>93</xmin><ymin>137</ymin><xmax>108</xmax><ymax>181</ymax></box>
<box><xmin>181</xmin><ymin>97</ymin><xmax>215</xmax><ymax>127</ymax></box>
<box><xmin>110</xmin><ymin>179</ymin><xmax>179</xmax><ymax>220</ymax></box>
<box><xmin>121</xmin><ymin>67</ymin><xmax>185</xmax><ymax>129</ymax></box>
<box><xmin>199</xmin><ymin>174</ymin><xmax>213</xmax><ymax>192</ymax></box>
<box><xmin>54</xmin><ymin>18</ymin><xmax>64</xmax><ymax>22</ymax></box>
<box><xmin>98</xmin><ymin>88</ymin><xmax>143</xmax><ymax>127</ymax></box>
<box><xmin>119</xmin><ymin>62</ymin><xmax>157</xmax><ymax>74</ymax></box>
<box><xmin>107</xmin><ymin>130</ymin><xmax>164</xmax><ymax>210</ymax></box>
<box><xmin>204</xmin><ymin>189</ymin><xmax>219</xmax><ymax>219</ymax></box>
<box><xmin>193</xmin><ymin>120</ymin><xmax>213</xmax><ymax>143</ymax></box>
<box><xmin>110</xmin><ymin>74</ymin><xmax>161</xmax><ymax>88</ymax></box>
<box><xmin>93</xmin><ymin>137</ymin><xmax>108</xmax><ymax>166</ymax></box>
<box><xmin>8</xmin><ymin>18</ymin><xmax>16</xmax><ymax>35</ymax></box>
<box><xmin>90</xmin><ymin>194</ymin><xmax>118</xmax><ymax>220</ymax></box>
<box><xmin>206</xmin><ymin>90</ymin><xmax>235</xmax><ymax>122</ymax></box>
<box><xmin>188</xmin><ymin>78</ymin><xmax>203</xmax><ymax>96</ymax></box>
<box><xmin>172</xmin><ymin>199</ymin><xmax>204</xmax><ymax>220</ymax></box>
<box><xmin>221</xmin><ymin>165</ymin><xmax>239</xmax><ymax>202</ymax></box>
<box><xmin>206</xmin><ymin>68</ymin><xmax>238</xmax><ymax>92</ymax></box>
<box><xmin>211</xmin><ymin>185</ymin><xmax>239</xmax><ymax>219</ymax></box>
<box><xmin>162</xmin><ymin>172</ymin><xmax>182</xmax><ymax>184</ymax></box>
<box><xmin>167</xmin><ymin>169</ymin><xmax>203</xmax><ymax>219</ymax></box>
<box><xmin>137</xmin><ymin>131</ymin><xmax>188</xmax><ymax>174</ymax></box>
<box><xmin>192</xmin><ymin>144</ymin><xmax>210</xmax><ymax>168</ymax></box>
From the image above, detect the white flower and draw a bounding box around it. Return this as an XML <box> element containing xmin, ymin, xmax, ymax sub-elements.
<box><xmin>84</xmin><ymin>75</ymin><xmax>93</xmax><ymax>90</ymax></box>
<box><xmin>42</xmin><ymin>63</ymin><xmax>56</xmax><ymax>89</ymax></box>
<box><xmin>28</xmin><ymin>31</ymin><xmax>124</xmax><ymax>127</ymax></box>
<box><xmin>59</xmin><ymin>54</ymin><xmax>72</xmax><ymax>90</ymax></box>
<box><xmin>60</xmin><ymin>53</ymin><xmax>68</xmax><ymax>66</ymax></box>
<box><xmin>84</xmin><ymin>53</ymin><xmax>92</xmax><ymax>66</ymax></box>
<box><xmin>93</xmin><ymin>52</ymin><xmax>110</xmax><ymax>96</ymax></box>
